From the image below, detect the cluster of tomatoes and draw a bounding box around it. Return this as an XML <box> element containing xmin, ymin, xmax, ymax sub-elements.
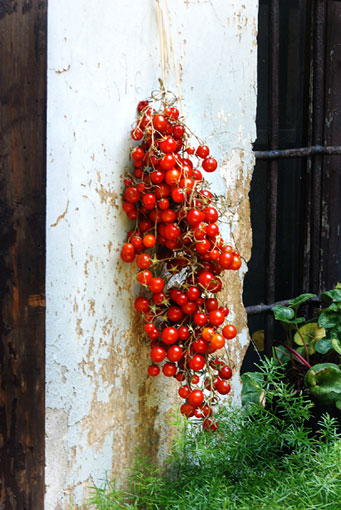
<box><xmin>120</xmin><ymin>94</ymin><xmax>241</xmax><ymax>431</ymax></box>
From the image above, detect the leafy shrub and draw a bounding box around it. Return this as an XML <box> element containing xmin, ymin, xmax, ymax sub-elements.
<box><xmin>88</xmin><ymin>360</ymin><xmax>341</xmax><ymax>510</ymax></box>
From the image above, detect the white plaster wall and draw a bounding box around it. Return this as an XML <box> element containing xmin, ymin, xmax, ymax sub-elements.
<box><xmin>46</xmin><ymin>0</ymin><xmax>258</xmax><ymax>508</ymax></box>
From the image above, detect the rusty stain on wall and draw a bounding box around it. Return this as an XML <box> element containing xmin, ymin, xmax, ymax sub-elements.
<box><xmin>46</xmin><ymin>0</ymin><xmax>258</xmax><ymax>508</ymax></box>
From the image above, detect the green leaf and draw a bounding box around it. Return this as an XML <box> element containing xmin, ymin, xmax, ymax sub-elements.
<box><xmin>331</xmin><ymin>338</ymin><xmax>341</xmax><ymax>355</ymax></box>
<box><xmin>315</xmin><ymin>338</ymin><xmax>333</xmax><ymax>354</ymax></box>
<box><xmin>252</xmin><ymin>330</ymin><xmax>264</xmax><ymax>352</ymax></box>
<box><xmin>329</xmin><ymin>324</ymin><xmax>341</xmax><ymax>340</ymax></box>
<box><xmin>272</xmin><ymin>305</ymin><xmax>305</xmax><ymax>324</ymax></box>
<box><xmin>296</xmin><ymin>346</ymin><xmax>308</xmax><ymax>357</ymax></box>
<box><xmin>336</xmin><ymin>400</ymin><xmax>341</xmax><ymax>410</ymax></box>
<box><xmin>272</xmin><ymin>305</ymin><xmax>294</xmax><ymax>322</ymax></box>
<box><xmin>322</xmin><ymin>289</ymin><xmax>341</xmax><ymax>302</ymax></box>
<box><xmin>289</xmin><ymin>293</ymin><xmax>317</xmax><ymax>307</ymax></box>
<box><xmin>293</xmin><ymin>322</ymin><xmax>325</xmax><ymax>347</ymax></box>
<box><xmin>273</xmin><ymin>346</ymin><xmax>291</xmax><ymax>365</ymax></box>
<box><xmin>241</xmin><ymin>372</ymin><xmax>265</xmax><ymax>407</ymax></box>
<box><xmin>328</xmin><ymin>303</ymin><xmax>341</xmax><ymax>312</ymax></box>
<box><xmin>304</xmin><ymin>363</ymin><xmax>341</xmax><ymax>407</ymax></box>
<box><xmin>318</xmin><ymin>311</ymin><xmax>339</xmax><ymax>329</ymax></box>
<box><xmin>289</xmin><ymin>317</ymin><xmax>306</xmax><ymax>325</ymax></box>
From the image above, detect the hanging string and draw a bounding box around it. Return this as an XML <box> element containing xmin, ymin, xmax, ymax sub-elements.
<box><xmin>155</xmin><ymin>0</ymin><xmax>170</xmax><ymax>90</ymax></box>
<box><xmin>155</xmin><ymin>0</ymin><xmax>184</xmax><ymax>118</ymax></box>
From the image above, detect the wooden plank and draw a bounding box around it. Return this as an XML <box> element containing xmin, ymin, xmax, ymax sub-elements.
<box><xmin>321</xmin><ymin>2</ymin><xmax>341</xmax><ymax>290</ymax></box>
<box><xmin>0</xmin><ymin>1</ymin><xmax>47</xmax><ymax>508</ymax></box>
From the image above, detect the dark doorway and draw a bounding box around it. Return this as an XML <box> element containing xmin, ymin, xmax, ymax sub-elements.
<box><xmin>243</xmin><ymin>0</ymin><xmax>341</xmax><ymax>368</ymax></box>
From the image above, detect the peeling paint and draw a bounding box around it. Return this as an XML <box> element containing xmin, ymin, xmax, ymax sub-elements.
<box><xmin>46</xmin><ymin>0</ymin><xmax>258</xmax><ymax>508</ymax></box>
<box><xmin>50</xmin><ymin>200</ymin><xmax>69</xmax><ymax>228</ymax></box>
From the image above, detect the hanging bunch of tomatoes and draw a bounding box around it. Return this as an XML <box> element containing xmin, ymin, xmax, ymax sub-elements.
<box><xmin>120</xmin><ymin>90</ymin><xmax>241</xmax><ymax>431</ymax></box>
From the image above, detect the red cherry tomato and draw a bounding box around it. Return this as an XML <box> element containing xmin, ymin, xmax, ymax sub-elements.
<box><xmin>202</xmin><ymin>327</ymin><xmax>215</xmax><ymax>341</ymax></box>
<box><xmin>167</xmin><ymin>306</ymin><xmax>184</xmax><ymax>322</ymax></box>
<box><xmin>210</xmin><ymin>334</ymin><xmax>225</xmax><ymax>350</ymax></box>
<box><xmin>203</xmin><ymin>207</ymin><xmax>218</xmax><ymax>223</ymax></box>
<box><xmin>124</xmin><ymin>186</ymin><xmax>140</xmax><ymax>203</ymax></box>
<box><xmin>173</xmin><ymin>124</ymin><xmax>185</xmax><ymax>139</ymax></box>
<box><xmin>148</xmin><ymin>277</ymin><xmax>164</xmax><ymax>293</ymax></box>
<box><xmin>187</xmin><ymin>389</ymin><xmax>204</xmax><ymax>408</ymax></box>
<box><xmin>150</xmin><ymin>346</ymin><xmax>166</xmax><ymax>363</ymax></box>
<box><xmin>180</xmin><ymin>403</ymin><xmax>195</xmax><ymax>417</ymax></box>
<box><xmin>164</xmin><ymin>107</ymin><xmax>180</xmax><ymax>121</ymax></box>
<box><xmin>203</xmin><ymin>418</ymin><xmax>218</xmax><ymax>431</ymax></box>
<box><xmin>202</xmin><ymin>157</ymin><xmax>218</xmax><ymax>172</ymax></box>
<box><xmin>196</xmin><ymin>145</ymin><xmax>210</xmax><ymax>158</ymax></box>
<box><xmin>142</xmin><ymin>234</ymin><xmax>156</xmax><ymax>248</ymax></box>
<box><xmin>142</xmin><ymin>193</ymin><xmax>156</xmax><ymax>209</ymax></box>
<box><xmin>134</xmin><ymin>297</ymin><xmax>150</xmax><ymax>313</ymax></box>
<box><xmin>205</xmin><ymin>298</ymin><xmax>218</xmax><ymax>311</ymax></box>
<box><xmin>160</xmin><ymin>154</ymin><xmax>176</xmax><ymax>170</ymax></box>
<box><xmin>215</xmin><ymin>379</ymin><xmax>231</xmax><ymax>395</ymax></box>
<box><xmin>148</xmin><ymin>365</ymin><xmax>160</xmax><ymax>377</ymax></box>
<box><xmin>187</xmin><ymin>286</ymin><xmax>201</xmax><ymax>301</ymax></box>
<box><xmin>182</xmin><ymin>301</ymin><xmax>197</xmax><ymax>315</ymax></box>
<box><xmin>161</xmin><ymin>327</ymin><xmax>179</xmax><ymax>345</ymax></box>
<box><xmin>162</xmin><ymin>362</ymin><xmax>177</xmax><ymax>377</ymax></box>
<box><xmin>167</xmin><ymin>345</ymin><xmax>183</xmax><ymax>362</ymax></box>
<box><xmin>171</xmin><ymin>188</ymin><xmax>186</xmax><ymax>203</ymax></box>
<box><xmin>150</xmin><ymin>171</ymin><xmax>164</xmax><ymax>184</ymax></box>
<box><xmin>152</xmin><ymin>292</ymin><xmax>165</xmax><ymax>305</ymax></box>
<box><xmin>219</xmin><ymin>366</ymin><xmax>232</xmax><ymax>380</ymax></box>
<box><xmin>120</xmin><ymin>243</ymin><xmax>135</xmax><ymax>263</ymax></box>
<box><xmin>222</xmin><ymin>324</ymin><xmax>237</xmax><ymax>339</ymax></box>
<box><xmin>219</xmin><ymin>252</ymin><xmax>233</xmax><ymax>269</ymax></box>
<box><xmin>178</xmin><ymin>326</ymin><xmax>190</xmax><ymax>340</ymax></box>
<box><xmin>131</xmin><ymin>127</ymin><xmax>143</xmax><ymax>140</ymax></box>
<box><xmin>164</xmin><ymin>224</ymin><xmax>181</xmax><ymax>240</ymax></box>
<box><xmin>178</xmin><ymin>385</ymin><xmax>190</xmax><ymax>399</ymax></box>
<box><xmin>208</xmin><ymin>310</ymin><xmax>225</xmax><ymax>326</ymax></box>
<box><xmin>136</xmin><ymin>270</ymin><xmax>153</xmax><ymax>285</ymax></box>
<box><xmin>198</xmin><ymin>272</ymin><xmax>214</xmax><ymax>289</ymax></box>
<box><xmin>186</xmin><ymin>209</ymin><xmax>205</xmax><ymax>226</ymax></box>
<box><xmin>137</xmin><ymin>100</ymin><xmax>149</xmax><ymax>112</ymax></box>
<box><xmin>136</xmin><ymin>253</ymin><xmax>151</xmax><ymax>269</ymax></box>
<box><xmin>193</xmin><ymin>312</ymin><xmax>208</xmax><ymax>327</ymax></box>
<box><xmin>159</xmin><ymin>136</ymin><xmax>177</xmax><ymax>154</ymax></box>
<box><xmin>230</xmin><ymin>255</ymin><xmax>242</xmax><ymax>270</ymax></box>
<box><xmin>153</xmin><ymin>114</ymin><xmax>168</xmax><ymax>132</ymax></box>
<box><xmin>188</xmin><ymin>354</ymin><xmax>205</xmax><ymax>371</ymax></box>
<box><xmin>192</xmin><ymin>338</ymin><xmax>209</xmax><ymax>353</ymax></box>
<box><xmin>131</xmin><ymin>147</ymin><xmax>144</xmax><ymax>160</ymax></box>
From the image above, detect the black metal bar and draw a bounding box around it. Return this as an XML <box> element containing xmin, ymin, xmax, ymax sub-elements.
<box><xmin>264</xmin><ymin>0</ymin><xmax>280</xmax><ymax>358</ymax></box>
<box><xmin>310</xmin><ymin>0</ymin><xmax>327</xmax><ymax>294</ymax></box>
<box><xmin>246</xmin><ymin>296</ymin><xmax>321</xmax><ymax>316</ymax></box>
<box><xmin>254</xmin><ymin>145</ymin><xmax>341</xmax><ymax>159</ymax></box>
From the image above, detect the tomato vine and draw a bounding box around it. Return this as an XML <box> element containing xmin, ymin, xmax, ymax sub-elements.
<box><xmin>120</xmin><ymin>88</ymin><xmax>241</xmax><ymax>431</ymax></box>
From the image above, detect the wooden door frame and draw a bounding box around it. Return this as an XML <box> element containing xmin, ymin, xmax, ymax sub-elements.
<box><xmin>0</xmin><ymin>1</ymin><xmax>47</xmax><ymax>508</ymax></box>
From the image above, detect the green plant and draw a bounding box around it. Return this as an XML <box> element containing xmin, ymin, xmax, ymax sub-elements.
<box><xmin>88</xmin><ymin>359</ymin><xmax>341</xmax><ymax>510</ymax></box>
<box><xmin>263</xmin><ymin>284</ymin><xmax>341</xmax><ymax>409</ymax></box>
<box><xmin>305</xmin><ymin>363</ymin><xmax>341</xmax><ymax>410</ymax></box>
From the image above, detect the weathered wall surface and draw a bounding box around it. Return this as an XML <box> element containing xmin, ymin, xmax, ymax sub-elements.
<box><xmin>46</xmin><ymin>0</ymin><xmax>258</xmax><ymax>508</ymax></box>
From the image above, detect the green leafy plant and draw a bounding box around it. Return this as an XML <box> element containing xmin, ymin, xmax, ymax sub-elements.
<box><xmin>305</xmin><ymin>363</ymin><xmax>341</xmax><ymax>410</ymax></box>
<box><xmin>88</xmin><ymin>359</ymin><xmax>341</xmax><ymax>510</ymax></box>
<box><xmin>264</xmin><ymin>284</ymin><xmax>341</xmax><ymax>410</ymax></box>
